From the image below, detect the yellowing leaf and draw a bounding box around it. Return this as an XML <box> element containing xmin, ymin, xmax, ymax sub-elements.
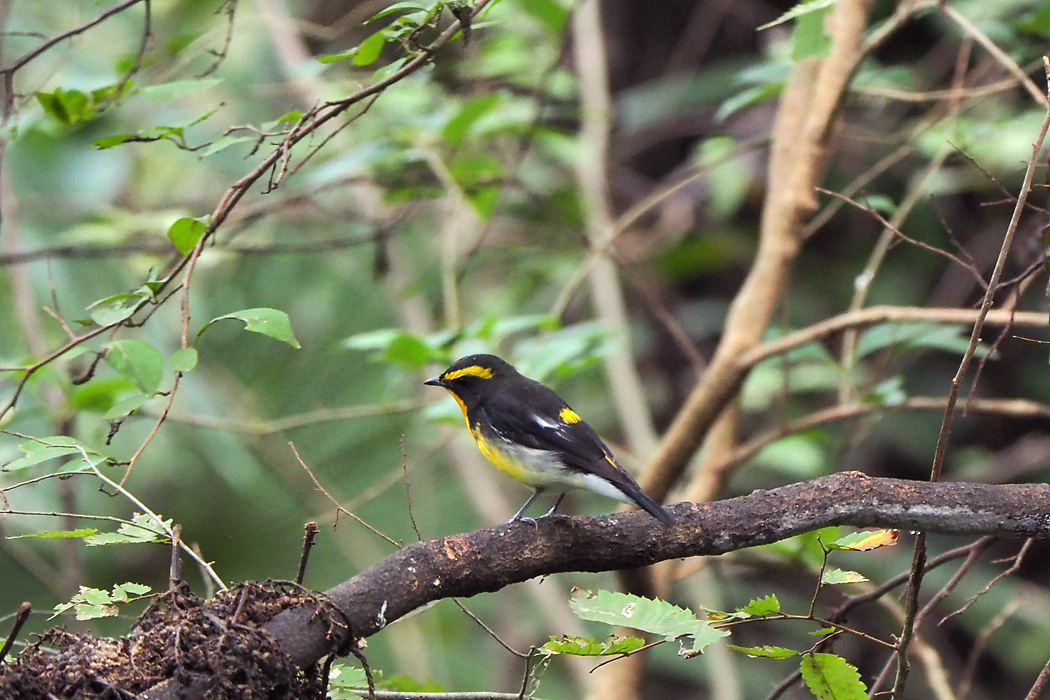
<box><xmin>832</xmin><ymin>529</ymin><xmax>899</xmax><ymax>551</ymax></box>
<box><xmin>821</xmin><ymin>568</ymin><xmax>868</xmax><ymax>585</ymax></box>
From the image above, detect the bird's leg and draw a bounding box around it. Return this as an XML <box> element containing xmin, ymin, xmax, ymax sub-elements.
<box><xmin>509</xmin><ymin>490</ymin><xmax>541</xmax><ymax>525</ymax></box>
<box><xmin>541</xmin><ymin>493</ymin><xmax>567</xmax><ymax>518</ymax></box>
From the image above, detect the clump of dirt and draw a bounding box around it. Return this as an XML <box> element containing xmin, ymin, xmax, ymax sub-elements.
<box><xmin>0</xmin><ymin>581</ymin><xmax>334</xmax><ymax>699</ymax></box>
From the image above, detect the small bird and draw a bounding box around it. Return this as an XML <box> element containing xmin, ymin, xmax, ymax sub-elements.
<box><xmin>425</xmin><ymin>354</ymin><xmax>674</xmax><ymax>524</ymax></box>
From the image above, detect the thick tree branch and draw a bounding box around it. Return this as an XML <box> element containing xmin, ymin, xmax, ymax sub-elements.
<box><xmin>142</xmin><ymin>471</ymin><xmax>1050</xmax><ymax>699</ymax></box>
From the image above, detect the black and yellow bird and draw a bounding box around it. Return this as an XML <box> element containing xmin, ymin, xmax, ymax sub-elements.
<box><xmin>425</xmin><ymin>354</ymin><xmax>674</xmax><ymax>524</ymax></box>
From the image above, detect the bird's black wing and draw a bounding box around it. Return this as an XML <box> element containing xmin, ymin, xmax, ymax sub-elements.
<box><xmin>479</xmin><ymin>382</ymin><xmax>611</xmax><ymax>468</ymax></box>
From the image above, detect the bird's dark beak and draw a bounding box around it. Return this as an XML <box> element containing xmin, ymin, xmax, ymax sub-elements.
<box><xmin>424</xmin><ymin>376</ymin><xmax>444</xmax><ymax>387</ymax></box>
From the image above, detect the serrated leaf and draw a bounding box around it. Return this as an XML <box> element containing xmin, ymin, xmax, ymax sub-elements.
<box><xmin>8</xmin><ymin>528</ymin><xmax>98</xmax><ymax>540</ymax></box>
<box><xmin>167</xmin><ymin>217</ymin><xmax>207</xmax><ymax>255</ymax></box>
<box><xmin>758</xmin><ymin>0</ymin><xmax>841</xmax><ymax>31</ymax></box>
<box><xmin>821</xmin><ymin>568</ymin><xmax>868</xmax><ymax>585</ymax></box>
<box><xmin>738</xmin><ymin>594</ymin><xmax>781</xmax><ymax>617</ymax></box>
<box><xmin>799</xmin><ymin>653</ymin><xmax>867</xmax><ymax>700</ymax></box>
<box><xmin>831</xmin><ymin>529</ymin><xmax>899</xmax><ymax>551</ymax></box>
<box><xmin>51</xmin><ymin>583</ymin><xmax>152</xmax><ymax>621</ymax></box>
<box><xmin>84</xmin><ymin>513</ymin><xmax>170</xmax><ymax>546</ymax></box>
<box><xmin>810</xmin><ymin>626</ymin><xmax>837</xmax><ymax>636</ymax></box>
<box><xmin>104</xmin><ymin>339</ymin><xmax>164</xmax><ymax>394</ymax></box>
<box><xmin>569</xmin><ymin>588</ymin><xmax>729</xmax><ymax>653</ymax></box>
<box><xmin>328</xmin><ymin>664</ymin><xmax>372</xmax><ymax>691</ymax></box>
<box><xmin>4</xmin><ymin>436</ymin><xmax>104</xmax><ymax>472</ymax></box>
<box><xmin>198</xmin><ymin>307</ymin><xmax>301</xmax><ymax>348</ymax></box>
<box><xmin>541</xmin><ymin>635</ymin><xmax>646</xmax><ymax>657</ymax></box>
<box><xmin>729</xmin><ymin>644</ymin><xmax>799</xmax><ymax>659</ymax></box>
<box><xmin>171</xmin><ymin>347</ymin><xmax>199</xmax><ymax>372</ymax></box>
<box><xmin>112</xmin><ymin>582</ymin><xmax>152</xmax><ymax>601</ymax></box>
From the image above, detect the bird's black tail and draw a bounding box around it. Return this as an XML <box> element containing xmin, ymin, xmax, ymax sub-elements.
<box><xmin>620</xmin><ymin>482</ymin><xmax>674</xmax><ymax>525</ymax></box>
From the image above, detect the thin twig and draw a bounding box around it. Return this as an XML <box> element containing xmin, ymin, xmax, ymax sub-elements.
<box><xmin>941</xmin><ymin>538</ymin><xmax>1033</xmax><ymax>623</ymax></box>
<box><xmin>891</xmin><ymin>57</ymin><xmax>1050</xmax><ymax>700</ymax></box>
<box><xmin>288</xmin><ymin>441</ymin><xmax>401</xmax><ymax>549</ymax></box>
<box><xmin>296</xmin><ymin>522</ymin><xmax>319</xmax><ymax>586</ymax></box>
<box><xmin>0</xmin><ymin>601</ymin><xmax>30</xmax><ymax>663</ymax></box>
<box><xmin>169</xmin><ymin>524</ymin><xmax>182</xmax><ymax>591</ymax></box>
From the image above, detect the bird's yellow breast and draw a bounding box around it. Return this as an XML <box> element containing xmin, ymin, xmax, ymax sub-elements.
<box><xmin>470</xmin><ymin>423</ymin><xmax>564</xmax><ymax>486</ymax></box>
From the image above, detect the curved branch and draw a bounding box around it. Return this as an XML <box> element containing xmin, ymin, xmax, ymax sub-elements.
<box><xmin>138</xmin><ymin>471</ymin><xmax>1050</xmax><ymax>699</ymax></box>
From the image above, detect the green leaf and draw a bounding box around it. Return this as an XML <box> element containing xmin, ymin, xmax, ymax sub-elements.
<box><xmin>729</xmin><ymin>644</ymin><xmax>799</xmax><ymax>659</ymax></box>
<box><xmin>103</xmin><ymin>340</ymin><xmax>165</xmax><ymax>395</ymax></box>
<box><xmin>353</xmin><ymin>30</ymin><xmax>388</xmax><ymax>66</ymax></box>
<box><xmin>317</xmin><ymin>51</ymin><xmax>356</xmax><ymax>64</ymax></box>
<box><xmin>378</xmin><ymin>675</ymin><xmax>443</xmax><ymax>692</ymax></box>
<box><xmin>328</xmin><ymin>664</ymin><xmax>375</xmax><ymax>694</ymax></box>
<box><xmin>103</xmin><ymin>391</ymin><xmax>152</xmax><ymax>420</ymax></box>
<box><xmin>167</xmin><ymin>217</ymin><xmax>207</xmax><ymax>255</ymax></box>
<box><xmin>367</xmin><ymin>2</ymin><xmax>430</xmax><ymax>22</ymax></box>
<box><xmin>443</xmin><ymin>93</ymin><xmax>502</xmax><ymax>146</ymax></box>
<box><xmin>36</xmin><ymin>88</ymin><xmax>92</xmax><ymax>125</ymax></box>
<box><xmin>171</xmin><ymin>347</ymin><xmax>199</xmax><ymax>372</ymax></box>
<box><xmin>569</xmin><ymin>588</ymin><xmax>729</xmax><ymax>653</ymax></box>
<box><xmin>810</xmin><ymin>626</ymin><xmax>837</xmax><ymax>636</ymax></box>
<box><xmin>799</xmin><ymin>653</ymin><xmax>867</xmax><ymax>700</ymax></box>
<box><xmin>4</xmin><ymin>436</ymin><xmax>104</xmax><ymax>472</ymax></box>
<box><xmin>758</xmin><ymin>0</ymin><xmax>841</xmax><ymax>31</ymax></box>
<box><xmin>519</xmin><ymin>0</ymin><xmax>569</xmax><ymax>33</ymax></box>
<box><xmin>87</xmin><ymin>291</ymin><xmax>149</xmax><ymax>326</ymax></box>
<box><xmin>198</xmin><ymin>308</ymin><xmax>302</xmax><ymax>349</ymax></box>
<box><xmin>373</xmin><ymin>56</ymin><xmax>410</xmax><ymax>81</ymax></box>
<box><xmin>716</xmin><ymin>82</ymin><xmax>783</xmax><ymax>122</ymax></box>
<box><xmin>196</xmin><ymin>134</ymin><xmax>255</xmax><ymax>157</ymax></box>
<box><xmin>541</xmin><ymin>635</ymin><xmax>646</xmax><ymax>657</ymax></box>
<box><xmin>343</xmin><ymin>327</ymin><xmax>449</xmax><ymax>367</ymax></box>
<box><xmin>84</xmin><ymin>513</ymin><xmax>171</xmax><ymax>546</ymax></box>
<box><xmin>51</xmin><ymin>583</ymin><xmax>153</xmax><ymax>621</ymax></box>
<box><xmin>790</xmin><ymin>6</ymin><xmax>831</xmax><ymax>60</ymax></box>
<box><xmin>1016</xmin><ymin>4</ymin><xmax>1050</xmax><ymax>39</ymax></box>
<box><xmin>738</xmin><ymin>594</ymin><xmax>781</xmax><ymax>617</ymax></box>
<box><xmin>92</xmin><ymin>133</ymin><xmax>137</xmax><ymax>149</ymax></box>
<box><xmin>820</xmin><ymin>568</ymin><xmax>868</xmax><ymax>585</ymax></box>
<box><xmin>855</xmin><ymin>323</ymin><xmax>991</xmax><ymax>360</ymax></box>
<box><xmin>112</xmin><ymin>582</ymin><xmax>152</xmax><ymax>601</ymax></box>
<box><xmin>8</xmin><ymin>528</ymin><xmax>99</xmax><ymax>540</ymax></box>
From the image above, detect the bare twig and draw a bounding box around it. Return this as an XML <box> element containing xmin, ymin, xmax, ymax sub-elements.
<box><xmin>891</xmin><ymin>56</ymin><xmax>1050</xmax><ymax>700</ymax></box>
<box><xmin>169</xmin><ymin>524</ymin><xmax>182</xmax><ymax>591</ymax></box>
<box><xmin>0</xmin><ymin>601</ymin><xmax>30</xmax><ymax>663</ymax></box>
<box><xmin>288</xmin><ymin>441</ymin><xmax>401</xmax><ymax>549</ymax></box>
<box><xmin>295</xmin><ymin>522</ymin><xmax>319</xmax><ymax>586</ymax></box>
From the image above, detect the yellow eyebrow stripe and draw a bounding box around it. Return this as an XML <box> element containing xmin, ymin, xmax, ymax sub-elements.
<box><xmin>559</xmin><ymin>407</ymin><xmax>581</xmax><ymax>424</ymax></box>
<box><xmin>443</xmin><ymin>365</ymin><xmax>493</xmax><ymax>381</ymax></box>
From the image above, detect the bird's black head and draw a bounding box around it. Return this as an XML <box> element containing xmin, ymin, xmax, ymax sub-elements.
<box><xmin>424</xmin><ymin>354</ymin><xmax>518</xmax><ymax>396</ymax></box>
